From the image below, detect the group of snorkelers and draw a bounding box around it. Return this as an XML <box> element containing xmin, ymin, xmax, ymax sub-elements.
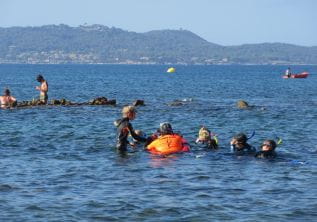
<box><xmin>114</xmin><ymin>105</ymin><xmax>279</xmax><ymax>159</ymax></box>
<box><xmin>0</xmin><ymin>74</ymin><xmax>48</xmax><ymax>108</ymax></box>
<box><xmin>2</xmin><ymin>74</ymin><xmax>279</xmax><ymax>159</ymax></box>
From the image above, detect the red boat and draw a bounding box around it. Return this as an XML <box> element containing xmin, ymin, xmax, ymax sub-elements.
<box><xmin>283</xmin><ymin>72</ymin><xmax>309</xmax><ymax>79</ymax></box>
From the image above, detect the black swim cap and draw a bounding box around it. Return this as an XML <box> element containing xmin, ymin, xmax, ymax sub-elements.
<box><xmin>159</xmin><ymin>122</ymin><xmax>173</xmax><ymax>135</ymax></box>
<box><xmin>233</xmin><ymin>133</ymin><xmax>247</xmax><ymax>144</ymax></box>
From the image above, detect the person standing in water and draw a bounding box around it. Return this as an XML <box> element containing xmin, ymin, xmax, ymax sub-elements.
<box><xmin>35</xmin><ymin>74</ymin><xmax>48</xmax><ymax>104</ymax></box>
<box><xmin>114</xmin><ymin>105</ymin><xmax>147</xmax><ymax>152</ymax></box>
<box><xmin>0</xmin><ymin>88</ymin><xmax>17</xmax><ymax>108</ymax></box>
<box><xmin>285</xmin><ymin>67</ymin><xmax>291</xmax><ymax>78</ymax></box>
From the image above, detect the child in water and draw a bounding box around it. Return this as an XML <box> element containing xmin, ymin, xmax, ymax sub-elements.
<box><xmin>230</xmin><ymin>133</ymin><xmax>256</xmax><ymax>155</ymax></box>
<box><xmin>114</xmin><ymin>105</ymin><xmax>147</xmax><ymax>152</ymax></box>
<box><xmin>195</xmin><ymin>126</ymin><xmax>218</xmax><ymax>149</ymax></box>
<box><xmin>255</xmin><ymin>139</ymin><xmax>277</xmax><ymax>159</ymax></box>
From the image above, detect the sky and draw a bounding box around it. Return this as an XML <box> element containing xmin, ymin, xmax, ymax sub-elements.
<box><xmin>0</xmin><ymin>0</ymin><xmax>316</xmax><ymax>46</ymax></box>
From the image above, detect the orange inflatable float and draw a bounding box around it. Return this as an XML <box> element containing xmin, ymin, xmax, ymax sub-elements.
<box><xmin>146</xmin><ymin>134</ymin><xmax>190</xmax><ymax>155</ymax></box>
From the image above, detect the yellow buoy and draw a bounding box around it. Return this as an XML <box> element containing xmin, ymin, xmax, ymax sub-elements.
<box><xmin>167</xmin><ymin>67</ymin><xmax>175</xmax><ymax>73</ymax></box>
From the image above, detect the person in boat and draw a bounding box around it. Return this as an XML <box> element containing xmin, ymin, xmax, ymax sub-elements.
<box><xmin>230</xmin><ymin>133</ymin><xmax>256</xmax><ymax>155</ymax></box>
<box><xmin>285</xmin><ymin>67</ymin><xmax>291</xmax><ymax>78</ymax></box>
<box><xmin>255</xmin><ymin>139</ymin><xmax>277</xmax><ymax>159</ymax></box>
<box><xmin>35</xmin><ymin>74</ymin><xmax>48</xmax><ymax>104</ymax></box>
<box><xmin>0</xmin><ymin>88</ymin><xmax>17</xmax><ymax>109</ymax></box>
<box><xmin>114</xmin><ymin>105</ymin><xmax>147</xmax><ymax>152</ymax></box>
<box><xmin>145</xmin><ymin>122</ymin><xmax>190</xmax><ymax>155</ymax></box>
<box><xmin>195</xmin><ymin>126</ymin><xmax>218</xmax><ymax>149</ymax></box>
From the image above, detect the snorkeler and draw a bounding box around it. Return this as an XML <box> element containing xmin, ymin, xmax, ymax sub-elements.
<box><xmin>195</xmin><ymin>126</ymin><xmax>218</xmax><ymax>149</ymax></box>
<box><xmin>230</xmin><ymin>133</ymin><xmax>256</xmax><ymax>155</ymax></box>
<box><xmin>255</xmin><ymin>139</ymin><xmax>277</xmax><ymax>159</ymax></box>
<box><xmin>145</xmin><ymin>122</ymin><xmax>190</xmax><ymax>155</ymax></box>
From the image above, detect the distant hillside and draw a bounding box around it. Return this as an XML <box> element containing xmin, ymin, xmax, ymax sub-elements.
<box><xmin>0</xmin><ymin>24</ymin><xmax>316</xmax><ymax>64</ymax></box>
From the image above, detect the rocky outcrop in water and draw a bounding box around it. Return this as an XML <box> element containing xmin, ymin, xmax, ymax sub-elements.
<box><xmin>16</xmin><ymin>97</ymin><xmax>116</xmax><ymax>108</ymax></box>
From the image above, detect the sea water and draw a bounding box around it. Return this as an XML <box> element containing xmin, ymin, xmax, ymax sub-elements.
<box><xmin>0</xmin><ymin>64</ymin><xmax>316</xmax><ymax>221</ymax></box>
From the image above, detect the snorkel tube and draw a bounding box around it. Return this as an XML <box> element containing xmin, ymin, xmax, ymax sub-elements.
<box><xmin>247</xmin><ymin>130</ymin><xmax>256</xmax><ymax>140</ymax></box>
<box><xmin>210</xmin><ymin>132</ymin><xmax>219</xmax><ymax>145</ymax></box>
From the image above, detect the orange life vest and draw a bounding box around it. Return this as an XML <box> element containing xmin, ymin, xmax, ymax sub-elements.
<box><xmin>146</xmin><ymin>134</ymin><xmax>190</xmax><ymax>155</ymax></box>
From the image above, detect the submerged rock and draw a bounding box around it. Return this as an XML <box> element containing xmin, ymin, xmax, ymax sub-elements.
<box><xmin>132</xmin><ymin>100</ymin><xmax>145</xmax><ymax>106</ymax></box>
<box><xmin>106</xmin><ymin>99</ymin><xmax>116</xmax><ymax>105</ymax></box>
<box><xmin>237</xmin><ymin>100</ymin><xmax>249</xmax><ymax>109</ymax></box>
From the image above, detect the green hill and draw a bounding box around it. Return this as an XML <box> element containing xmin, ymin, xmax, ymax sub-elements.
<box><xmin>0</xmin><ymin>24</ymin><xmax>316</xmax><ymax>64</ymax></box>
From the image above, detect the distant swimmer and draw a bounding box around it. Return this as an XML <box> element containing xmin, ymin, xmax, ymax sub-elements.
<box><xmin>35</xmin><ymin>74</ymin><xmax>48</xmax><ymax>104</ymax></box>
<box><xmin>0</xmin><ymin>88</ymin><xmax>17</xmax><ymax>109</ymax></box>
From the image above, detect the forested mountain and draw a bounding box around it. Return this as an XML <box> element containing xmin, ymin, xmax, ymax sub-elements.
<box><xmin>0</xmin><ymin>24</ymin><xmax>316</xmax><ymax>64</ymax></box>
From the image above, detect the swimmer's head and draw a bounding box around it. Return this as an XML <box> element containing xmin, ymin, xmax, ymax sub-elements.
<box><xmin>261</xmin><ymin>139</ymin><xmax>276</xmax><ymax>151</ymax></box>
<box><xmin>36</xmin><ymin>74</ymin><xmax>44</xmax><ymax>82</ymax></box>
<box><xmin>233</xmin><ymin>133</ymin><xmax>248</xmax><ymax>145</ymax></box>
<box><xmin>198</xmin><ymin>126</ymin><xmax>211</xmax><ymax>141</ymax></box>
<box><xmin>4</xmin><ymin>88</ymin><xmax>10</xmax><ymax>96</ymax></box>
<box><xmin>159</xmin><ymin>122</ymin><xmax>173</xmax><ymax>135</ymax></box>
<box><xmin>122</xmin><ymin>105</ymin><xmax>137</xmax><ymax>119</ymax></box>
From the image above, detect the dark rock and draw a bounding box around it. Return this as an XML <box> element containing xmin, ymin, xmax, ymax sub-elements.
<box><xmin>90</xmin><ymin>97</ymin><xmax>108</xmax><ymax>105</ymax></box>
<box><xmin>132</xmin><ymin>100</ymin><xmax>144</xmax><ymax>106</ymax></box>
<box><xmin>52</xmin><ymin>99</ymin><xmax>61</xmax><ymax>105</ymax></box>
<box><xmin>237</xmin><ymin>100</ymin><xmax>249</xmax><ymax>109</ymax></box>
<box><xmin>105</xmin><ymin>99</ymin><xmax>116</xmax><ymax>105</ymax></box>
<box><xmin>168</xmin><ymin>100</ymin><xmax>184</xmax><ymax>106</ymax></box>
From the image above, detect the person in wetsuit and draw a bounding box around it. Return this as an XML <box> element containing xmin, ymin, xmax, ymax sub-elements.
<box><xmin>114</xmin><ymin>105</ymin><xmax>147</xmax><ymax>152</ymax></box>
<box><xmin>144</xmin><ymin>122</ymin><xmax>190</xmax><ymax>155</ymax></box>
<box><xmin>255</xmin><ymin>139</ymin><xmax>277</xmax><ymax>159</ymax></box>
<box><xmin>195</xmin><ymin>126</ymin><xmax>218</xmax><ymax>149</ymax></box>
<box><xmin>230</xmin><ymin>133</ymin><xmax>256</xmax><ymax>155</ymax></box>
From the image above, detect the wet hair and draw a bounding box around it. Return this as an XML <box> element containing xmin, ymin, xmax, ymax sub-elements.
<box><xmin>4</xmin><ymin>88</ymin><xmax>10</xmax><ymax>96</ymax></box>
<box><xmin>36</xmin><ymin>74</ymin><xmax>44</xmax><ymax>82</ymax></box>
<box><xmin>122</xmin><ymin>105</ymin><xmax>136</xmax><ymax>116</ymax></box>
<box><xmin>159</xmin><ymin>122</ymin><xmax>173</xmax><ymax>135</ymax></box>
<box><xmin>233</xmin><ymin>133</ymin><xmax>248</xmax><ymax>144</ymax></box>
<box><xmin>262</xmin><ymin>139</ymin><xmax>277</xmax><ymax>151</ymax></box>
<box><xmin>198</xmin><ymin>126</ymin><xmax>211</xmax><ymax>141</ymax></box>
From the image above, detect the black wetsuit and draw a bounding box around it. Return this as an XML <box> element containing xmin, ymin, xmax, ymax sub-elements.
<box><xmin>114</xmin><ymin>117</ymin><xmax>146</xmax><ymax>151</ymax></box>
<box><xmin>231</xmin><ymin>143</ymin><xmax>256</xmax><ymax>155</ymax></box>
<box><xmin>255</xmin><ymin>150</ymin><xmax>277</xmax><ymax>159</ymax></box>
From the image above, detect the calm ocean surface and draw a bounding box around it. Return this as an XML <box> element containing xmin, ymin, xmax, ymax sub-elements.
<box><xmin>0</xmin><ymin>64</ymin><xmax>317</xmax><ymax>221</ymax></box>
